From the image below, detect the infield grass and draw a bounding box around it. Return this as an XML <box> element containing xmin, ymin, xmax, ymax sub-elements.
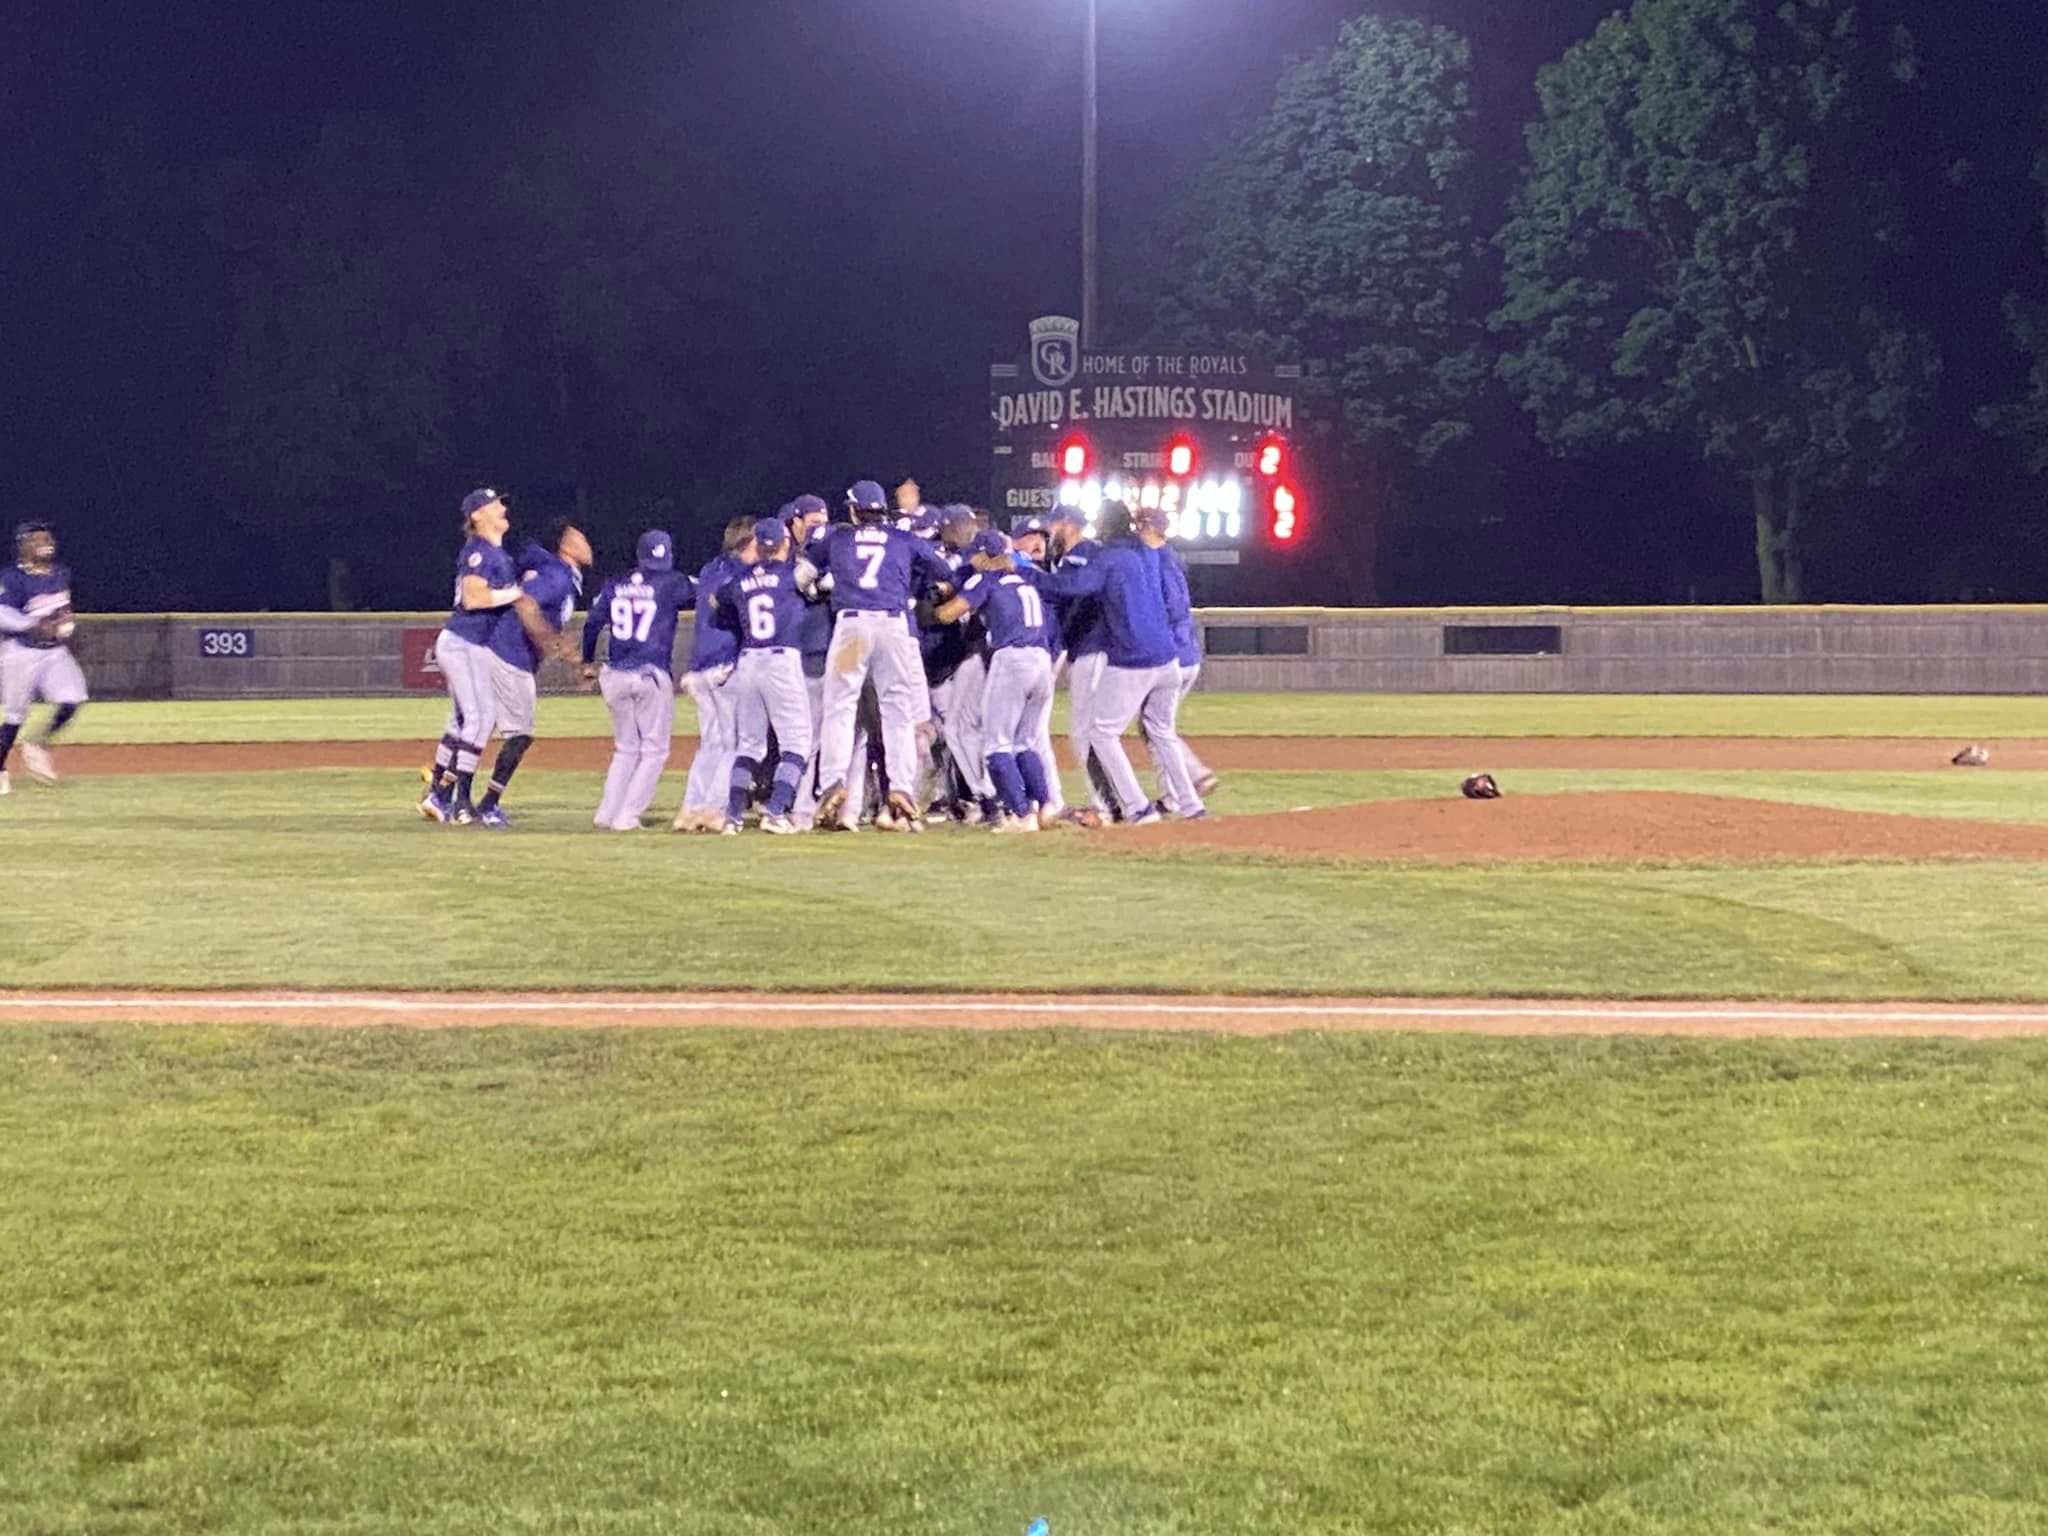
<box><xmin>52</xmin><ymin>691</ymin><xmax>2048</xmax><ymax>745</ymax></box>
<box><xmin>3</xmin><ymin>1024</ymin><xmax>2045</xmax><ymax>1534</ymax></box>
<box><xmin>7</xmin><ymin>769</ymin><xmax>2048</xmax><ymax>999</ymax></box>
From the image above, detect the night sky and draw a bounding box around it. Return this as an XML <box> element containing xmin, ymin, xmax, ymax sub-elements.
<box><xmin>5</xmin><ymin>0</ymin><xmax>2044</xmax><ymax>607</ymax></box>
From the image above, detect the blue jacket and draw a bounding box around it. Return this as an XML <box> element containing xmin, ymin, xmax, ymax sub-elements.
<box><xmin>1032</xmin><ymin>538</ymin><xmax>1177</xmax><ymax>670</ymax></box>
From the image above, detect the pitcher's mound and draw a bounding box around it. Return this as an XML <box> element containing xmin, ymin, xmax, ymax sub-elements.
<box><xmin>1116</xmin><ymin>792</ymin><xmax>2048</xmax><ymax>865</ymax></box>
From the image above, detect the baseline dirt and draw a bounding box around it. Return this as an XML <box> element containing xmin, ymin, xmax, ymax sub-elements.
<box><xmin>1118</xmin><ymin>790</ymin><xmax>2048</xmax><ymax>864</ymax></box>
<box><xmin>4</xmin><ymin>990</ymin><xmax>2047</xmax><ymax>1038</ymax></box>
<box><xmin>50</xmin><ymin>735</ymin><xmax>2048</xmax><ymax>777</ymax></box>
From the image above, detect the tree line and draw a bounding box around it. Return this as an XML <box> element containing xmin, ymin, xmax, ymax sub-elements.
<box><xmin>1142</xmin><ymin>0</ymin><xmax>2048</xmax><ymax>603</ymax></box>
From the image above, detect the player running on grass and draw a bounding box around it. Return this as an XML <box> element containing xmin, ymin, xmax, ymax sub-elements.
<box><xmin>0</xmin><ymin>521</ymin><xmax>88</xmax><ymax>796</ymax></box>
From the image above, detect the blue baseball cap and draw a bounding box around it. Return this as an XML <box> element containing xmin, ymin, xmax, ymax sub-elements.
<box><xmin>968</xmin><ymin>529</ymin><xmax>1008</xmax><ymax>560</ymax></box>
<box><xmin>909</xmin><ymin>507</ymin><xmax>942</xmax><ymax>538</ymax></box>
<box><xmin>752</xmin><ymin>517</ymin><xmax>789</xmax><ymax>551</ymax></box>
<box><xmin>939</xmin><ymin>503</ymin><xmax>977</xmax><ymax>529</ymax></box>
<box><xmin>790</xmin><ymin>494</ymin><xmax>828</xmax><ymax>517</ymax></box>
<box><xmin>636</xmin><ymin>529</ymin><xmax>675</xmax><ymax>572</ymax></box>
<box><xmin>1011</xmin><ymin>514</ymin><xmax>1048</xmax><ymax>537</ymax></box>
<box><xmin>460</xmin><ymin>487</ymin><xmax>505</xmax><ymax>518</ymax></box>
<box><xmin>847</xmin><ymin>480</ymin><xmax>888</xmax><ymax>512</ymax></box>
<box><xmin>1047</xmin><ymin>503</ymin><xmax>1085</xmax><ymax>527</ymax></box>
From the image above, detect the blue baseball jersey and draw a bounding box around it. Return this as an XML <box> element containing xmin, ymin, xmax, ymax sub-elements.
<box><xmin>1052</xmin><ymin>538</ymin><xmax>1108</xmax><ymax>658</ymax></box>
<box><xmin>489</xmin><ymin>544</ymin><xmax>581</xmax><ymax>674</ymax></box>
<box><xmin>717</xmin><ymin>559</ymin><xmax>810</xmax><ymax>650</ymax></box>
<box><xmin>689</xmin><ymin>554</ymin><xmax>746</xmax><ymax>670</ymax></box>
<box><xmin>1033</xmin><ymin>538</ymin><xmax>1177</xmax><ymax>669</ymax></box>
<box><xmin>0</xmin><ymin>563</ymin><xmax>74</xmax><ymax>650</ymax></box>
<box><xmin>919</xmin><ymin>548</ymin><xmax>976</xmax><ymax>683</ymax></box>
<box><xmin>1159</xmin><ymin>547</ymin><xmax>1201</xmax><ymax>667</ymax></box>
<box><xmin>443</xmin><ymin>536</ymin><xmax>517</xmax><ymax>645</ymax></box>
<box><xmin>583</xmin><ymin>567</ymin><xmax>697</xmax><ymax>672</ymax></box>
<box><xmin>806</xmin><ymin>523</ymin><xmax>956</xmax><ymax>616</ymax></box>
<box><xmin>958</xmin><ymin>568</ymin><xmax>1053</xmax><ymax>654</ymax></box>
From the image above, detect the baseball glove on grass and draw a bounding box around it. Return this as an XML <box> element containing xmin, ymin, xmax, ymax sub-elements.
<box><xmin>1460</xmin><ymin>772</ymin><xmax>1501</xmax><ymax>800</ymax></box>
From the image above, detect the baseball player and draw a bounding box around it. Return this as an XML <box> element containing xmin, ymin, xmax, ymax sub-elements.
<box><xmin>0</xmin><ymin>521</ymin><xmax>87</xmax><ymax>795</ymax></box>
<box><xmin>1046</xmin><ymin>506</ymin><xmax>1119</xmax><ymax>821</ymax></box>
<box><xmin>933</xmin><ymin>529</ymin><xmax>1057</xmax><ymax>831</ymax></box>
<box><xmin>1006</xmin><ymin>514</ymin><xmax>1067</xmax><ymax>821</ymax></box>
<box><xmin>419</xmin><ymin>488</ymin><xmax>528</xmax><ymax>824</ymax></box>
<box><xmin>807</xmin><ymin>479</ymin><xmax>957</xmax><ymax>833</ymax></box>
<box><xmin>1143</xmin><ymin>522</ymin><xmax>1218</xmax><ymax>812</ymax></box>
<box><xmin>469</xmin><ymin>519</ymin><xmax>590</xmax><ymax>828</ymax></box>
<box><xmin>1029</xmin><ymin>506</ymin><xmax>1204</xmax><ymax>825</ymax></box>
<box><xmin>929</xmin><ymin>504</ymin><xmax>1001</xmax><ymax>822</ymax></box>
<box><xmin>581</xmin><ymin>529</ymin><xmax>697</xmax><ymax>832</ymax></box>
<box><xmin>673</xmin><ymin>516</ymin><xmax>758</xmax><ymax>833</ymax></box>
<box><xmin>713</xmin><ymin>517</ymin><xmax>815</xmax><ymax>834</ymax></box>
<box><xmin>783</xmin><ymin>495</ymin><xmax>833</xmax><ymax>829</ymax></box>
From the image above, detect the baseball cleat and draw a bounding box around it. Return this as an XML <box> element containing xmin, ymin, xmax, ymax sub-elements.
<box><xmin>992</xmin><ymin>812</ymin><xmax>1039</xmax><ymax>835</ymax></box>
<box><xmin>958</xmin><ymin>802</ymin><xmax>984</xmax><ymax>826</ymax></box>
<box><xmin>1127</xmin><ymin>807</ymin><xmax>1164</xmax><ymax>827</ymax></box>
<box><xmin>1194</xmin><ymin>772</ymin><xmax>1221</xmax><ymax>797</ymax></box>
<box><xmin>418</xmin><ymin>791</ymin><xmax>450</xmax><ymax>823</ymax></box>
<box><xmin>1036</xmin><ymin>805</ymin><xmax>1063</xmax><ymax>831</ymax></box>
<box><xmin>451</xmin><ymin>804</ymin><xmax>477</xmax><ymax>826</ymax></box>
<box><xmin>816</xmin><ymin>781</ymin><xmax>849</xmax><ymax>828</ymax></box>
<box><xmin>873</xmin><ymin>806</ymin><xmax>898</xmax><ymax>831</ymax></box>
<box><xmin>1060</xmin><ymin>807</ymin><xmax>1103</xmax><ymax>829</ymax></box>
<box><xmin>1181</xmin><ymin>809</ymin><xmax>1210</xmax><ymax>821</ymax></box>
<box><xmin>760</xmin><ymin>813</ymin><xmax>798</xmax><ymax>835</ymax></box>
<box><xmin>21</xmin><ymin>743</ymin><xmax>56</xmax><ymax>784</ymax></box>
<box><xmin>884</xmin><ymin>792</ymin><xmax>924</xmax><ymax>833</ymax></box>
<box><xmin>721</xmin><ymin>819</ymin><xmax>741</xmax><ymax>836</ymax></box>
<box><xmin>477</xmin><ymin>807</ymin><xmax>513</xmax><ymax>830</ymax></box>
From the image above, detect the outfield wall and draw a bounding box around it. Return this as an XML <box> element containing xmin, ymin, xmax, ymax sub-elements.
<box><xmin>70</xmin><ymin>606</ymin><xmax>2048</xmax><ymax>699</ymax></box>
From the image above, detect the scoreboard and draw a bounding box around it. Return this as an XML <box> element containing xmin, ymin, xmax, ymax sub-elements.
<box><xmin>990</xmin><ymin>316</ymin><xmax>1308</xmax><ymax>569</ymax></box>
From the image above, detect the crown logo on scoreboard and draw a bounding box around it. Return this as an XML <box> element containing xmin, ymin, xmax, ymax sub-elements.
<box><xmin>1028</xmin><ymin>315</ymin><xmax>1081</xmax><ymax>388</ymax></box>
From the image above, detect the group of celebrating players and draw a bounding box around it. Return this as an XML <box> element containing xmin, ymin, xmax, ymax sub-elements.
<box><xmin>415</xmin><ymin>477</ymin><xmax>1218</xmax><ymax>835</ymax></box>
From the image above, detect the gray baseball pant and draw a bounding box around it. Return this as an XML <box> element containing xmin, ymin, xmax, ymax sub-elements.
<box><xmin>941</xmin><ymin>651</ymin><xmax>995</xmax><ymax>801</ymax></box>
<box><xmin>1144</xmin><ymin>661</ymin><xmax>1213</xmax><ymax>813</ymax></box>
<box><xmin>733</xmin><ymin>648</ymin><xmax>813</xmax><ymax>804</ymax></box>
<box><xmin>682</xmin><ymin>664</ymin><xmax>738</xmax><ymax>816</ymax></box>
<box><xmin>792</xmin><ymin>673</ymin><xmax>825</xmax><ymax>828</ymax></box>
<box><xmin>432</xmin><ymin>630</ymin><xmax>498</xmax><ymax>775</ymax></box>
<box><xmin>817</xmin><ymin>611</ymin><xmax>924</xmax><ymax>805</ymax></box>
<box><xmin>1065</xmin><ymin>649</ymin><xmax>1112</xmax><ymax>813</ymax></box>
<box><xmin>1087</xmin><ymin>661</ymin><xmax>1203</xmax><ymax>821</ymax></box>
<box><xmin>1034</xmin><ymin>652</ymin><xmax>1065</xmax><ymax>812</ymax></box>
<box><xmin>984</xmin><ymin>647</ymin><xmax>1053</xmax><ymax>758</ymax></box>
<box><xmin>1</xmin><ymin>641</ymin><xmax>88</xmax><ymax>723</ymax></box>
<box><xmin>595</xmin><ymin>665</ymin><xmax>675</xmax><ymax>829</ymax></box>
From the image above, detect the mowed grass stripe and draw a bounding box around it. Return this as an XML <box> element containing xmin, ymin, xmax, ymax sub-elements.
<box><xmin>2</xmin><ymin>1026</ymin><xmax>2046</xmax><ymax>1533</ymax></box>
<box><xmin>4</xmin><ymin>770</ymin><xmax>2046</xmax><ymax>999</ymax></box>
<box><xmin>50</xmin><ymin>691</ymin><xmax>2048</xmax><ymax>745</ymax></box>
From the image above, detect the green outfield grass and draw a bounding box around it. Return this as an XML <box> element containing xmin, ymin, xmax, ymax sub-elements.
<box><xmin>50</xmin><ymin>691</ymin><xmax>2048</xmax><ymax>745</ymax></box>
<box><xmin>3</xmin><ymin>1024</ymin><xmax>2045</xmax><ymax>1535</ymax></box>
<box><xmin>7</xmin><ymin>769</ymin><xmax>2048</xmax><ymax>999</ymax></box>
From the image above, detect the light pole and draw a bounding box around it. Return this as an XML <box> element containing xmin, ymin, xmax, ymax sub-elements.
<box><xmin>1081</xmin><ymin>0</ymin><xmax>1099</xmax><ymax>349</ymax></box>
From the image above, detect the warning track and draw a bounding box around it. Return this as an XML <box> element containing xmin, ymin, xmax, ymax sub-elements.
<box><xmin>3</xmin><ymin>991</ymin><xmax>2046</xmax><ymax>1038</ymax></box>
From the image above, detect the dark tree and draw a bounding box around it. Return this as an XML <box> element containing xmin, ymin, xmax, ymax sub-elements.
<box><xmin>1493</xmin><ymin>0</ymin><xmax>1940</xmax><ymax>602</ymax></box>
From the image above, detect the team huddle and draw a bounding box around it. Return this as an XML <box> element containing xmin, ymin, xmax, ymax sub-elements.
<box><xmin>415</xmin><ymin>480</ymin><xmax>1219</xmax><ymax>834</ymax></box>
